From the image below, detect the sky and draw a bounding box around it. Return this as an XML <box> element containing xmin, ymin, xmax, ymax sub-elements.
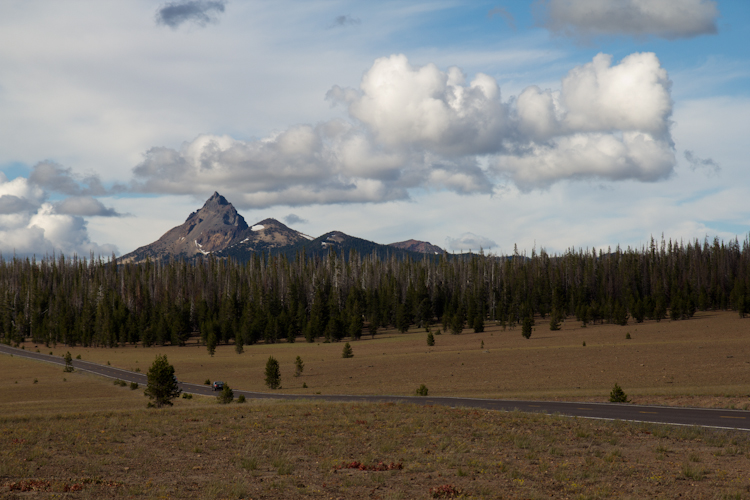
<box><xmin>0</xmin><ymin>0</ymin><xmax>748</xmax><ymax>257</ymax></box>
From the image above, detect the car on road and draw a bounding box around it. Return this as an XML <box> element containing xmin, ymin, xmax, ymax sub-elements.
<box><xmin>212</xmin><ymin>381</ymin><xmax>224</xmax><ymax>391</ymax></box>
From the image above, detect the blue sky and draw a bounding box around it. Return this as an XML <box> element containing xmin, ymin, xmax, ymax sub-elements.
<box><xmin>0</xmin><ymin>0</ymin><xmax>748</xmax><ymax>257</ymax></box>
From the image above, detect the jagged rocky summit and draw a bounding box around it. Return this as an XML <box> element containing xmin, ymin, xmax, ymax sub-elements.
<box><xmin>119</xmin><ymin>192</ymin><xmax>308</xmax><ymax>263</ymax></box>
<box><xmin>119</xmin><ymin>192</ymin><xmax>445</xmax><ymax>263</ymax></box>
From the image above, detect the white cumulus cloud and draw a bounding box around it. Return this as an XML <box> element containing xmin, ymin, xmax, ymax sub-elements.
<box><xmin>0</xmin><ymin>173</ymin><xmax>118</xmax><ymax>257</ymax></box>
<box><xmin>131</xmin><ymin>51</ymin><xmax>676</xmax><ymax>204</ymax></box>
<box><xmin>536</xmin><ymin>0</ymin><xmax>719</xmax><ymax>40</ymax></box>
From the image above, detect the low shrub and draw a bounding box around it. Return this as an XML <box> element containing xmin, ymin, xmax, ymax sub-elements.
<box><xmin>217</xmin><ymin>384</ymin><xmax>234</xmax><ymax>404</ymax></box>
<box><xmin>130</xmin><ymin>382</ymin><xmax>139</xmax><ymax>390</ymax></box>
<box><xmin>416</xmin><ymin>384</ymin><xmax>428</xmax><ymax>396</ymax></box>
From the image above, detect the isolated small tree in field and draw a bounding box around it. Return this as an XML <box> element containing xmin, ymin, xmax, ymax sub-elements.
<box><xmin>342</xmin><ymin>342</ymin><xmax>353</xmax><ymax>358</ymax></box>
<box><xmin>206</xmin><ymin>330</ymin><xmax>217</xmax><ymax>356</ymax></box>
<box><xmin>549</xmin><ymin>311</ymin><xmax>561</xmax><ymax>331</ymax></box>
<box><xmin>473</xmin><ymin>315</ymin><xmax>484</xmax><ymax>333</ymax></box>
<box><xmin>217</xmin><ymin>383</ymin><xmax>234</xmax><ymax>404</ymax></box>
<box><xmin>144</xmin><ymin>354</ymin><xmax>181</xmax><ymax>408</ymax></box>
<box><xmin>63</xmin><ymin>351</ymin><xmax>74</xmax><ymax>372</ymax></box>
<box><xmin>426</xmin><ymin>331</ymin><xmax>435</xmax><ymax>346</ymax></box>
<box><xmin>294</xmin><ymin>356</ymin><xmax>304</xmax><ymax>377</ymax></box>
<box><xmin>415</xmin><ymin>384</ymin><xmax>428</xmax><ymax>396</ymax></box>
<box><xmin>450</xmin><ymin>314</ymin><xmax>463</xmax><ymax>335</ymax></box>
<box><xmin>368</xmin><ymin>321</ymin><xmax>378</xmax><ymax>339</ymax></box>
<box><xmin>521</xmin><ymin>316</ymin><xmax>533</xmax><ymax>339</ymax></box>
<box><xmin>265</xmin><ymin>356</ymin><xmax>281</xmax><ymax>389</ymax></box>
<box><xmin>609</xmin><ymin>383</ymin><xmax>630</xmax><ymax>403</ymax></box>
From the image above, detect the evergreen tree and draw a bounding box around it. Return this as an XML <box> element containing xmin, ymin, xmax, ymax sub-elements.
<box><xmin>217</xmin><ymin>383</ymin><xmax>234</xmax><ymax>404</ymax></box>
<box><xmin>450</xmin><ymin>314</ymin><xmax>464</xmax><ymax>335</ymax></box>
<box><xmin>426</xmin><ymin>331</ymin><xmax>435</xmax><ymax>346</ymax></box>
<box><xmin>609</xmin><ymin>382</ymin><xmax>630</xmax><ymax>403</ymax></box>
<box><xmin>348</xmin><ymin>313</ymin><xmax>364</xmax><ymax>340</ymax></box>
<box><xmin>294</xmin><ymin>355</ymin><xmax>304</xmax><ymax>377</ymax></box>
<box><xmin>144</xmin><ymin>354</ymin><xmax>181</xmax><ymax>408</ymax></box>
<box><xmin>342</xmin><ymin>342</ymin><xmax>353</xmax><ymax>358</ymax></box>
<box><xmin>473</xmin><ymin>315</ymin><xmax>484</xmax><ymax>333</ymax></box>
<box><xmin>521</xmin><ymin>315</ymin><xmax>533</xmax><ymax>339</ymax></box>
<box><xmin>549</xmin><ymin>311</ymin><xmax>561</xmax><ymax>331</ymax></box>
<box><xmin>63</xmin><ymin>351</ymin><xmax>74</xmax><ymax>372</ymax></box>
<box><xmin>368</xmin><ymin>321</ymin><xmax>378</xmax><ymax>339</ymax></box>
<box><xmin>264</xmin><ymin>356</ymin><xmax>281</xmax><ymax>389</ymax></box>
<box><xmin>206</xmin><ymin>329</ymin><xmax>217</xmax><ymax>356</ymax></box>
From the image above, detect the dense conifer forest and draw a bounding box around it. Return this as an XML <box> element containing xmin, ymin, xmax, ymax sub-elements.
<box><xmin>1</xmin><ymin>235</ymin><xmax>749</xmax><ymax>350</ymax></box>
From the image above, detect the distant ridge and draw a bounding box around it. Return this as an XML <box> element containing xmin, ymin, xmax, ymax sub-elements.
<box><xmin>120</xmin><ymin>192</ymin><xmax>448</xmax><ymax>263</ymax></box>
<box><xmin>389</xmin><ymin>239</ymin><xmax>444</xmax><ymax>255</ymax></box>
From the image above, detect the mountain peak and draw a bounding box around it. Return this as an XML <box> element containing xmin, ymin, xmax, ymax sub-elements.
<box><xmin>120</xmin><ymin>193</ymin><xmax>251</xmax><ymax>263</ymax></box>
<box><xmin>390</xmin><ymin>239</ymin><xmax>444</xmax><ymax>254</ymax></box>
<box><xmin>202</xmin><ymin>191</ymin><xmax>230</xmax><ymax>209</ymax></box>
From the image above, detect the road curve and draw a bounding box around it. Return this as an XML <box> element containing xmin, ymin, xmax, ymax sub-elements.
<box><xmin>2</xmin><ymin>343</ymin><xmax>749</xmax><ymax>431</ymax></box>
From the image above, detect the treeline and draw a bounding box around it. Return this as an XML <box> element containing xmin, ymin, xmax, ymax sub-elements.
<box><xmin>1</xmin><ymin>235</ymin><xmax>749</xmax><ymax>350</ymax></box>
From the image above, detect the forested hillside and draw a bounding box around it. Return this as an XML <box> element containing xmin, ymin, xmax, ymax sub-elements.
<box><xmin>1</xmin><ymin>235</ymin><xmax>749</xmax><ymax>350</ymax></box>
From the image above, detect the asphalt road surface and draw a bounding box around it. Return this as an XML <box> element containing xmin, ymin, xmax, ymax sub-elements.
<box><xmin>2</xmin><ymin>343</ymin><xmax>749</xmax><ymax>431</ymax></box>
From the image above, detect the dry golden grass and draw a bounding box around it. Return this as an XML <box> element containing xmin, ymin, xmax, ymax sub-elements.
<box><xmin>19</xmin><ymin>311</ymin><xmax>750</xmax><ymax>407</ymax></box>
<box><xmin>2</xmin><ymin>397</ymin><xmax>750</xmax><ymax>499</ymax></box>
<box><xmin>3</xmin><ymin>312</ymin><xmax>750</xmax><ymax>498</ymax></box>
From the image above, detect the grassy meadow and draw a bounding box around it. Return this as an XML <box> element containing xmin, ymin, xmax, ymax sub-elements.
<box><xmin>2</xmin><ymin>386</ymin><xmax>750</xmax><ymax>499</ymax></box>
<box><xmin>3</xmin><ymin>311</ymin><xmax>750</xmax><ymax>498</ymax></box>
<box><xmin>14</xmin><ymin>310</ymin><xmax>750</xmax><ymax>406</ymax></box>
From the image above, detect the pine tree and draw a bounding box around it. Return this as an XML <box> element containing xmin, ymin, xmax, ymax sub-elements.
<box><xmin>144</xmin><ymin>354</ymin><xmax>181</xmax><ymax>408</ymax></box>
<box><xmin>521</xmin><ymin>315</ymin><xmax>533</xmax><ymax>339</ymax></box>
<box><xmin>342</xmin><ymin>342</ymin><xmax>353</xmax><ymax>358</ymax></box>
<box><xmin>217</xmin><ymin>383</ymin><xmax>234</xmax><ymax>404</ymax></box>
<box><xmin>294</xmin><ymin>355</ymin><xmax>304</xmax><ymax>377</ymax></box>
<box><xmin>426</xmin><ymin>331</ymin><xmax>434</xmax><ymax>346</ymax></box>
<box><xmin>549</xmin><ymin>310</ymin><xmax>561</xmax><ymax>331</ymax></box>
<box><xmin>473</xmin><ymin>315</ymin><xmax>484</xmax><ymax>333</ymax></box>
<box><xmin>368</xmin><ymin>321</ymin><xmax>378</xmax><ymax>339</ymax></box>
<box><xmin>63</xmin><ymin>351</ymin><xmax>74</xmax><ymax>372</ymax></box>
<box><xmin>348</xmin><ymin>313</ymin><xmax>364</xmax><ymax>340</ymax></box>
<box><xmin>609</xmin><ymin>382</ymin><xmax>630</xmax><ymax>403</ymax></box>
<box><xmin>264</xmin><ymin>356</ymin><xmax>281</xmax><ymax>389</ymax></box>
<box><xmin>450</xmin><ymin>314</ymin><xmax>464</xmax><ymax>335</ymax></box>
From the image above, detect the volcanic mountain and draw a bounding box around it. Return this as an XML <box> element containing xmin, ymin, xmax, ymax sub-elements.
<box><xmin>389</xmin><ymin>239</ymin><xmax>444</xmax><ymax>255</ymax></box>
<box><xmin>119</xmin><ymin>192</ymin><xmax>308</xmax><ymax>263</ymax></box>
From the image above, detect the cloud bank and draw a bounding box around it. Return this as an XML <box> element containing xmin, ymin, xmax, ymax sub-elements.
<box><xmin>0</xmin><ymin>167</ymin><xmax>121</xmax><ymax>257</ymax></box>
<box><xmin>131</xmin><ymin>51</ymin><xmax>675</xmax><ymax>207</ymax></box>
<box><xmin>536</xmin><ymin>0</ymin><xmax>719</xmax><ymax>40</ymax></box>
<box><xmin>156</xmin><ymin>0</ymin><xmax>226</xmax><ymax>28</ymax></box>
<box><xmin>284</xmin><ymin>214</ymin><xmax>308</xmax><ymax>225</ymax></box>
<box><xmin>447</xmin><ymin>232</ymin><xmax>497</xmax><ymax>251</ymax></box>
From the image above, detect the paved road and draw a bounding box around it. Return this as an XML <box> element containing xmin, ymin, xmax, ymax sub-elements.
<box><xmin>2</xmin><ymin>343</ymin><xmax>749</xmax><ymax>431</ymax></box>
